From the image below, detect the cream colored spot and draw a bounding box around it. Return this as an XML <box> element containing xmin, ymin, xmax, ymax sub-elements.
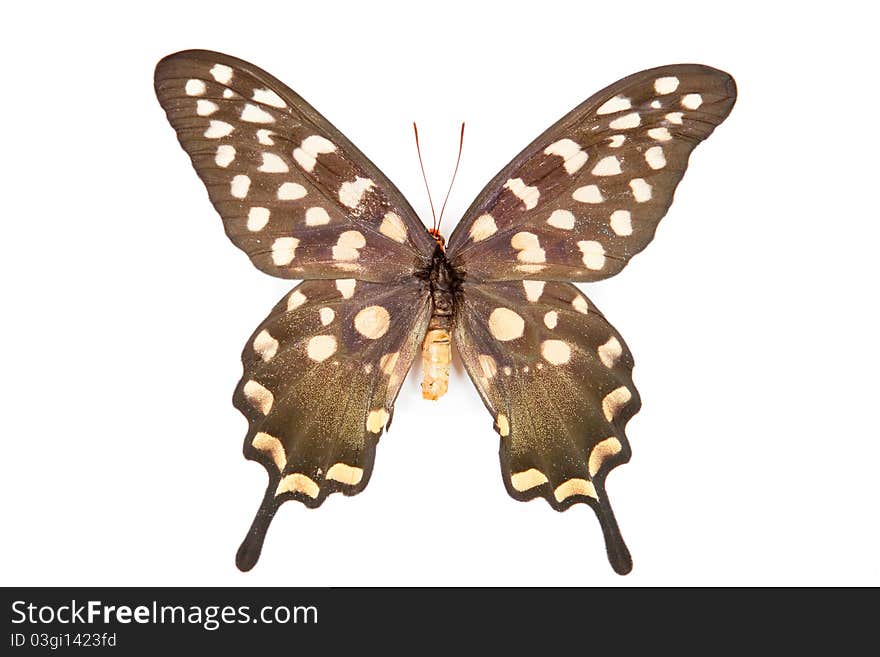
<box><xmin>554</xmin><ymin>478</ymin><xmax>598</xmax><ymax>502</ymax></box>
<box><xmin>645</xmin><ymin>146</ymin><xmax>666</xmax><ymax>170</ymax></box>
<box><xmin>363</xmin><ymin>363</ymin><xmax>372</xmax><ymax>374</ymax></box>
<box><xmin>259</xmin><ymin>152</ymin><xmax>289</xmax><ymax>173</ymax></box>
<box><xmin>478</xmin><ymin>354</ymin><xmax>498</xmax><ymax>379</ymax></box>
<box><xmin>547</xmin><ymin>209</ymin><xmax>575</xmax><ymax>230</ymax></box>
<box><xmin>511</xmin><ymin>232</ymin><xmax>546</xmax><ymax>264</ymax></box>
<box><xmin>511</xmin><ymin>469</ymin><xmax>548</xmax><ymax>491</ymax></box>
<box><xmin>503</xmin><ymin>367</ymin><xmax>512</xmax><ymax>376</ymax></box>
<box><xmin>591</xmin><ymin>155</ymin><xmax>622</xmax><ymax>176</ymax></box>
<box><xmin>275</xmin><ymin>473</ymin><xmax>319</xmax><ymax>498</ymax></box>
<box><xmin>257</xmin><ymin>129</ymin><xmax>275</xmax><ymax>145</ymax></box>
<box><xmin>505</xmin><ymin>178</ymin><xmax>540</xmax><ymax>210</ymax></box>
<box><xmin>287</xmin><ymin>290</ymin><xmax>307</xmax><ymax>311</ymax></box>
<box><xmin>665</xmin><ymin>112</ymin><xmax>684</xmax><ymax>124</ymax></box>
<box><xmin>210</xmin><ymin>63</ymin><xmax>233</xmax><ymax>84</ymax></box>
<box><xmin>654</xmin><ymin>76</ymin><xmax>680</xmax><ymax>94</ymax></box>
<box><xmin>682</xmin><ymin>93</ymin><xmax>703</xmax><ymax>109</ymax></box>
<box><xmin>241</xmin><ymin>103</ymin><xmax>274</xmax><ymax>123</ymax></box>
<box><xmin>354</xmin><ymin>305</ymin><xmax>390</xmax><ymax>339</ymax></box>
<box><xmin>648</xmin><ymin>127</ymin><xmax>672</xmax><ymax>141</ymax></box>
<box><xmin>651</xmin><ymin>100</ymin><xmax>661</xmax><ymax>109</ymax></box>
<box><xmin>609</xmin><ymin>112</ymin><xmax>641</xmax><ymax>129</ymax></box>
<box><xmin>469</xmin><ymin>214</ymin><xmax>498</xmax><ymax>241</ymax></box>
<box><xmin>204</xmin><ymin>120</ymin><xmax>233</xmax><ymax>138</ymax></box>
<box><xmin>253</xmin><ymin>329</ymin><xmax>279</xmax><ymax>362</ymax></box>
<box><xmin>598</xmin><ymin>336</ymin><xmax>623</xmax><ymax>368</ymax></box>
<box><xmin>609</xmin><ymin>210</ymin><xmax>632</xmax><ymax>236</ymax></box>
<box><xmin>543</xmin><ymin>311</ymin><xmax>558</xmax><ymax>329</ymax></box>
<box><xmin>326</xmin><ymin>463</ymin><xmax>364</xmax><ymax>485</ymax></box>
<box><xmin>577</xmin><ymin>240</ymin><xmax>606</xmax><ymax>270</ymax></box>
<box><xmin>307</xmin><ymin>335</ymin><xmax>337</xmax><ymax>362</ymax></box>
<box><xmin>544</xmin><ymin>138</ymin><xmax>588</xmax><ymax>174</ymax></box>
<box><xmin>319</xmin><ymin>307</ymin><xmax>335</xmax><ymax>326</ymax></box>
<box><xmin>602</xmin><ymin>387</ymin><xmax>632</xmax><ymax>422</ymax></box>
<box><xmin>243</xmin><ymin>380</ymin><xmax>273</xmax><ymax>415</ymax></box>
<box><xmin>379</xmin><ymin>352</ymin><xmax>399</xmax><ymax>375</ymax></box>
<box><xmin>379</xmin><ymin>212</ymin><xmax>408</xmax><ymax>243</ymax></box>
<box><xmin>630</xmin><ymin>178</ymin><xmax>652</xmax><ymax>202</ymax></box>
<box><xmin>488</xmin><ymin>307</ymin><xmax>525</xmax><ymax>342</ymax></box>
<box><xmin>252</xmin><ymin>432</ymin><xmax>286</xmax><ymax>471</ymax></box>
<box><xmin>271</xmin><ymin>237</ymin><xmax>299</xmax><ymax>265</ymax></box>
<box><xmin>185</xmin><ymin>79</ymin><xmax>206</xmax><ymax>96</ymax></box>
<box><xmin>196</xmin><ymin>99</ymin><xmax>218</xmax><ymax>116</ymax></box>
<box><xmin>252</xmin><ymin>88</ymin><xmax>286</xmax><ymax>108</ymax></box>
<box><xmin>597</xmin><ymin>95</ymin><xmax>631</xmax><ymax>115</ymax></box>
<box><xmin>215</xmin><ymin>144</ymin><xmax>235</xmax><ymax>167</ymax></box>
<box><xmin>496</xmin><ymin>413</ymin><xmax>510</xmax><ymax>437</ymax></box>
<box><xmin>335</xmin><ymin>279</ymin><xmax>356</xmax><ymax>299</ymax></box>
<box><xmin>608</xmin><ymin>134</ymin><xmax>626</xmax><ymax>148</ymax></box>
<box><xmin>523</xmin><ymin>280</ymin><xmax>545</xmax><ymax>302</ymax></box>
<box><xmin>223</xmin><ymin>88</ymin><xmax>236</xmax><ymax>99</ymax></box>
<box><xmin>305</xmin><ymin>207</ymin><xmax>330</xmax><ymax>226</ymax></box>
<box><xmin>277</xmin><ymin>182</ymin><xmax>307</xmax><ymax>200</ymax></box>
<box><xmin>247</xmin><ymin>207</ymin><xmax>270</xmax><ymax>231</ymax></box>
<box><xmin>572</xmin><ymin>296</ymin><xmax>589</xmax><ymax>314</ymax></box>
<box><xmin>332</xmin><ymin>230</ymin><xmax>366</xmax><ymax>261</ymax></box>
<box><xmin>366</xmin><ymin>408</ymin><xmax>389</xmax><ymax>433</ymax></box>
<box><xmin>516</xmin><ymin>264</ymin><xmax>546</xmax><ymax>274</ymax></box>
<box><xmin>541</xmin><ymin>339</ymin><xmax>571</xmax><ymax>365</ymax></box>
<box><xmin>572</xmin><ymin>184</ymin><xmax>603</xmax><ymax>203</ymax></box>
<box><xmin>230</xmin><ymin>174</ymin><xmax>250</xmax><ymax>199</ymax></box>
<box><xmin>293</xmin><ymin>135</ymin><xmax>337</xmax><ymax>172</ymax></box>
<box><xmin>589</xmin><ymin>437</ymin><xmax>623</xmax><ymax>476</ymax></box>
<box><xmin>339</xmin><ymin>177</ymin><xmax>374</xmax><ymax>208</ymax></box>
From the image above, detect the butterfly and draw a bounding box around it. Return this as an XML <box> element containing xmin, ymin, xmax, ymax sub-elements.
<box><xmin>154</xmin><ymin>50</ymin><xmax>736</xmax><ymax>575</ymax></box>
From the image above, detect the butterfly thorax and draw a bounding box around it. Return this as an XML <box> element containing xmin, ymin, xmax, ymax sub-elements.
<box><xmin>416</xmin><ymin>244</ymin><xmax>462</xmax><ymax>400</ymax></box>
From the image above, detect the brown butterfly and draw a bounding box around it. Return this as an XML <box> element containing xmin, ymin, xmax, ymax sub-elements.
<box><xmin>154</xmin><ymin>50</ymin><xmax>736</xmax><ymax>574</ymax></box>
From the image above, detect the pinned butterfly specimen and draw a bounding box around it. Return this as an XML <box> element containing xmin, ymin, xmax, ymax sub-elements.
<box><xmin>154</xmin><ymin>50</ymin><xmax>736</xmax><ymax>575</ymax></box>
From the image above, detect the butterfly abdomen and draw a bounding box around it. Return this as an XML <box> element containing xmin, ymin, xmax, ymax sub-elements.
<box><xmin>418</xmin><ymin>243</ymin><xmax>462</xmax><ymax>400</ymax></box>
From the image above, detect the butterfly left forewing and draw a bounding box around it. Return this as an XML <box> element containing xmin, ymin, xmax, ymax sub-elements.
<box><xmin>155</xmin><ymin>50</ymin><xmax>436</xmax><ymax>282</ymax></box>
<box><xmin>446</xmin><ymin>64</ymin><xmax>736</xmax><ymax>282</ymax></box>
<box><xmin>453</xmin><ymin>279</ymin><xmax>640</xmax><ymax>574</ymax></box>
<box><xmin>234</xmin><ymin>277</ymin><xmax>432</xmax><ymax>571</ymax></box>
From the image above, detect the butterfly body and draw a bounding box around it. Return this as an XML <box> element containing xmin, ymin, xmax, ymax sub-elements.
<box><xmin>155</xmin><ymin>50</ymin><xmax>736</xmax><ymax>574</ymax></box>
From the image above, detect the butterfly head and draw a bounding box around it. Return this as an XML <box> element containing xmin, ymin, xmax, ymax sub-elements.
<box><xmin>427</xmin><ymin>227</ymin><xmax>446</xmax><ymax>251</ymax></box>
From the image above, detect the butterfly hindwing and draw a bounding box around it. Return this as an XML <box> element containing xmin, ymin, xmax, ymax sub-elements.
<box><xmin>446</xmin><ymin>64</ymin><xmax>736</xmax><ymax>282</ymax></box>
<box><xmin>453</xmin><ymin>280</ymin><xmax>640</xmax><ymax>574</ymax></box>
<box><xmin>234</xmin><ymin>277</ymin><xmax>432</xmax><ymax>570</ymax></box>
<box><xmin>154</xmin><ymin>50</ymin><xmax>436</xmax><ymax>282</ymax></box>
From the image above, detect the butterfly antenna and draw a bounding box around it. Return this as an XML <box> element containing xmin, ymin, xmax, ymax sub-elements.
<box><xmin>436</xmin><ymin>122</ymin><xmax>465</xmax><ymax>235</ymax></box>
<box><xmin>413</xmin><ymin>122</ymin><xmax>438</xmax><ymax>231</ymax></box>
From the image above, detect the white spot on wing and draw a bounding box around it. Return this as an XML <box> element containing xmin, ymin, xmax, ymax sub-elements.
<box><xmin>307</xmin><ymin>335</ymin><xmax>337</xmax><ymax>362</ymax></box>
<box><xmin>511</xmin><ymin>469</ymin><xmax>548</xmax><ymax>491</ymax></box>
<box><xmin>682</xmin><ymin>93</ymin><xmax>703</xmax><ymax>109</ymax></box>
<box><xmin>597</xmin><ymin>96</ymin><xmax>631</xmax><ymax>115</ymax></box>
<box><xmin>243</xmin><ymin>380</ymin><xmax>273</xmax><ymax>415</ymax></box>
<box><xmin>230</xmin><ymin>174</ymin><xmax>250</xmax><ymax>199</ymax></box>
<box><xmin>247</xmin><ymin>207</ymin><xmax>270</xmax><ymax>231</ymax></box>
<box><xmin>609</xmin><ymin>210</ymin><xmax>632</xmax><ymax>236</ymax></box>
<box><xmin>257</xmin><ymin>129</ymin><xmax>274</xmax><ymax>145</ymax></box>
<box><xmin>253</xmin><ymin>329</ymin><xmax>279</xmax><ymax>362</ymax></box>
<box><xmin>469</xmin><ymin>214</ymin><xmax>497</xmax><ymax>241</ymax></box>
<box><xmin>196</xmin><ymin>100</ymin><xmax>218</xmax><ymax>116</ymax></box>
<box><xmin>665</xmin><ymin>112</ymin><xmax>684</xmax><ymax>124</ymax></box>
<box><xmin>319</xmin><ymin>307</ymin><xmax>335</xmax><ymax>325</ymax></box>
<box><xmin>541</xmin><ymin>339</ymin><xmax>571</xmax><ymax>365</ymax></box>
<box><xmin>544</xmin><ymin>138</ymin><xmax>588</xmax><ymax>174</ymax></box>
<box><xmin>577</xmin><ymin>240</ymin><xmax>605</xmax><ymax>270</ymax></box>
<box><xmin>572</xmin><ymin>184</ymin><xmax>603</xmax><ymax>203</ymax></box>
<box><xmin>629</xmin><ymin>178</ymin><xmax>652</xmax><ymax>202</ymax></box>
<box><xmin>379</xmin><ymin>212</ymin><xmax>408</xmax><ymax>243</ymax></box>
<box><xmin>293</xmin><ymin>135</ymin><xmax>337</xmax><ymax>172</ymax></box>
<box><xmin>215</xmin><ymin>144</ymin><xmax>235</xmax><ymax>167</ymax></box>
<box><xmin>339</xmin><ymin>177</ymin><xmax>374</xmax><ymax>208</ymax></box>
<box><xmin>609</xmin><ymin>112</ymin><xmax>640</xmax><ymax>130</ymax></box>
<box><xmin>572</xmin><ymin>295</ymin><xmax>589</xmax><ymax>314</ymax></box>
<box><xmin>271</xmin><ymin>237</ymin><xmax>300</xmax><ymax>265</ymax></box>
<box><xmin>185</xmin><ymin>79</ymin><xmax>206</xmax><ymax>96</ymax></box>
<box><xmin>258</xmin><ymin>152</ymin><xmax>289</xmax><ymax>173</ymax></box>
<box><xmin>277</xmin><ymin>182</ymin><xmax>307</xmax><ymax>200</ymax></box>
<box><xmin>543</xmin><ymin>311</ymin><xmax>558</xmax><ymax>329</ymax></box>
<box><xmin>522</xmin><ymin>280</ymin><xmax>545</xmax><ymax>302</ymax></box>
<box><xmin>589</xmin><ymin>437</ymin><xmax>623</xmax><ymax>476</ymax></box>
<box><xmin>326</xmin><ymin>463</ymin><xmax>364</xmax><ymax>485</ymax></box>
<box><xmin>488</xmin><ymin>308</ymin><xmax>525</xmax><ymax>341</ymax></box>
<box><xmin>602</xmin><ymin>386</ymin><xmax>632</xmax><ymax>421</ymax></box>
<box><xmin>287</xmin><ymin>290</ymin><xmax>307</xmax><ymax>310</ymax></box>
<box><xmin>648</xmin><ymin>127</ymin><xmax>672</xmax><ymax>141</ymax></box>
<box><xmin>275</xmin><ymin>473</ymin><xmax>319</xmax><ymax>498</ymax></box>
<box><xmin>241</xmin><ymin>104</ymin><xmax>274</xmax><ymax>123</ymax></box>
<box><xmin>354</xmin><ymin>305</ymin><xmax>390</xmax><ymax>339</ymax></box>
<box><xmin>645</xmin><ymin>146</ymin><xmax>666</xmax><ymax>169</ymax></box>
<box><xmin>204</xmin><ymin>120</ymin><xmax>233</xmax><ymax>138</ymax></box>
<box><xmin>335</xmin><ymin>279</ymin><xmax>356</xmax><ymax>299</ymax></box>
<box><xmin>504</xmin><ymin>178</ymin><xmax>540</xmax><ymax>210</ymax></box>
<box><xmin>252</xmin><ymin>88</ymin><xmax>286</xmax><ymax>108</ymax></box>
<box><xmin>598</xmin><ymin>336</ymin><xmax>623</xmax><ymax>368</ymax></box>
<box><xmin>210</xmin><ymin>64</ymin><xmax>233</xmax><ymax>84</ymax></box>
<box><xmin>654</xmin><ymin>76</ymin><xmax>680</xmax><ymax>94</ymax></box>
<box><xmin>305</xmin><ymin>207</ymin><xmax>330</xmax><ymax>226</ymax></box>
<box><xmin>591</xmin><ymin>155</ymin><xmax>622</xmax><ymax>176</ymax></box>
<box><xmin>511</xmin><ymin>232</ymin><xmax>545</xmax><ymax>263</ymax></box>
<box><xmin>252</xmin><ymin>432</ymin><xmax>286</xmax><ymax>471</ymax></box>
<box><xmin>547</xmin><ymin>209</ymin><xmax>575</xmax><ymax>230</ymax></box>
<box><xmin>332</xmin><ymin>230</ymin><xmax>366</xmax><ymax>261</ymax></box>
<box><xmin>554</xmin><ymin>479</ymin><xmax>598</xmax><ymax>502</ymax></box>
<box><xmin>366</xmin><ymin>408</ymin><xmax>389</xmax><ymax>433</ymax></box>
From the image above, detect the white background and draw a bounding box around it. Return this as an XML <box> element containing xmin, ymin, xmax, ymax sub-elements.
<box><xmin>2</xmin><ymin>1</ymin><xmax>877</xmax><ymax>587</ymax></box>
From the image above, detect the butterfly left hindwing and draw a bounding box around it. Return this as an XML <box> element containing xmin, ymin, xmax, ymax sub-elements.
<box><xmin>234</xmin><ymin>277</ymin><xmax>432</xmax><ymax>570</ymax></box>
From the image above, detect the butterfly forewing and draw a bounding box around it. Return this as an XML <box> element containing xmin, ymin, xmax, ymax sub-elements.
<box><xmin>234</xmin><ymin>277</ymin><xmax>432</xmax><ymax>570</ymax></box>
<box><xmin>446</xmin><ymin>64</ymin><xmax>736</xmax><ymax>282</ymax></box>
<box><xmin>154</xmin><ymin>50</ymin><xmax>436</xmax><ymax>282</ymax></box>
<box><xmin>453</xmin><ymin>280</ymin><xmax>640</xmax><ymax>573</ymax></box>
